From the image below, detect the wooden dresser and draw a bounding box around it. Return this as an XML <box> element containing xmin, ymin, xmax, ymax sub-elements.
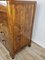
<box><xmin>0</xmin><ymin>1</ymin><xmax>36</xmax><ymax>59</ymax></box>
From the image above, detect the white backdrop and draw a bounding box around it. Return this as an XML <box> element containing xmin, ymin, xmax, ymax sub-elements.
<box><xmin>32</xmin><ymin>0</ymin><xmax>45</xmax><ymax>48</ymax></box>
<box><xmin>0</xmin><ymin>1</ymin><xmax>7</xmax><ymax>6</ymax></box>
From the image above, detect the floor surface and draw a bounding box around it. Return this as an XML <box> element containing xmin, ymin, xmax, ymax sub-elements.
<box><xmin>0</xmin><ymin>42</ymin><xmax>45</xmax><ymax>60</ymax></box>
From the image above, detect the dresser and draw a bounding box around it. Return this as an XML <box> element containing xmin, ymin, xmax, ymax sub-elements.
<box><xmin>0</xmin><ymin>1</ymin><xmax>36</xmax><ymax>59</ymax></box>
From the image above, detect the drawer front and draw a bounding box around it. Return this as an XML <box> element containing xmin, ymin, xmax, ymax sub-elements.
<box><xmin>0</xmin><ymin>26</ymin><xmax>14</xmax><ymax>54</ymax></box>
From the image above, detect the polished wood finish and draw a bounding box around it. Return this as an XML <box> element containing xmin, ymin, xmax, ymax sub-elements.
<box><xmin>0</xmin><ymin>5</ymin><xmax>13</xmax><ymax>56</ymax></box>
<box><xmin>0</xmin><ymin>5</ymin><xmax>6</xmax><ymax>12</ymax></box>
<box><xmin>0</xmin><ymin>1</ymin><xmax>36</xmax><ymax>59</ymax></box>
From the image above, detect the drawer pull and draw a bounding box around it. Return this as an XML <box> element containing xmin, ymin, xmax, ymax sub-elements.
<box><xmin>0</xmin><ymin>32</ymin><xmax>5</xmax><ymax>35</ymax></box>
<box><xmin>2</xmin><ymin>40</ymin><xmax>6</xmax><ymax>45</ymax></box>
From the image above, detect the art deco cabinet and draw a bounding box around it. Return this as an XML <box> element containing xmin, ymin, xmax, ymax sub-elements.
<box><xmin>0</xmin><ymin>1</ymin><xmax>36</xmax><ymax>59</ymax></box>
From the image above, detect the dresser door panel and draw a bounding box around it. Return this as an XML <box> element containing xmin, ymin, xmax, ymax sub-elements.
<box><xmin>14</xmin><ymin>3</ymin><xmax>35</xmax><ymax>50</ymax></box>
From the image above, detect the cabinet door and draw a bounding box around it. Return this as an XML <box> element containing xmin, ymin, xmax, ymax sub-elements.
<box><xmin>20</xmin><ymin>4</ymin><xmax>35</xmax><ymax>47</ymax></box>
<box><xmin>14</xmin><ymin>4</ymin><xmax>29</xmax><ymax>50</ymax></box>
<box><xmin>14</xmin><ymin>2</ymin><xmax>36</xmax><ymax>51</ymax></box>
<box><xmin>16</xmin><ymin>4</ymin><xmax>29</xmax><ymax>47</ymax></box>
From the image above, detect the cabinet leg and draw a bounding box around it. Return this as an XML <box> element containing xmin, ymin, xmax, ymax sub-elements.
<box><xmin>28</xmin><ymin>44</ymin><xmax>31</xmax><ymax>47</ymax></box>
<box><xmin>12</xmin><ymin>56</ymin><xmax>14</xmax><ymax>59</ymax></box>
<box><xmin>10</xmin><ymin>53</ymin><xmax>15</xmax><ymax>59</ymax></box>
<box><xmin>28</xmin><ymin>40</ymin><xmax>31</xmax><ymax>47</ymax></box>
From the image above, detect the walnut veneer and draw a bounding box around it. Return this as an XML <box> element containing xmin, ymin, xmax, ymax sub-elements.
<box><xmin>0</xmin><ymin>1</ymin><xmax>36</xmax><ymax>59</ymax></box>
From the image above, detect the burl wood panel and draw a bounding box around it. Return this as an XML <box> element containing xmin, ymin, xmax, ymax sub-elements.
<box><xmin>14</xmin><ymin>2</ymin><xmax>36</xmax><ymax>52</ymax></box>
<box><xmin>0</xmin><ymin>5</ymin><xmax>8</xmax><ymax>45</ymax></box>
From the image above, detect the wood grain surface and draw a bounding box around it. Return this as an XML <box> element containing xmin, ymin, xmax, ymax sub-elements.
<box><xmin>0</xmin><ymin>1</ymin><xmax>36</xmax><ymax>58</ymax></box>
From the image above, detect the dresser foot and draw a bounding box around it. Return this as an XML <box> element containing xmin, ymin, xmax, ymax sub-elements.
<box><xmin>28</xmin><ymin>44</ymin><xmax>31</xmax><ymax>47</ymax></box>
<box><xmin>28</xmin><ymin>40</ymin><xmax>31</xmax><ymax>47</ymax></box>
<box><xmin>12</xmin><ymin>56</ymin><xmax>14</xmax><ymax>59</ymax></box>
<box><xmin>10</xmin><ymin>53</ymin><xmax>15</xmax><ymax>59</ymax></box>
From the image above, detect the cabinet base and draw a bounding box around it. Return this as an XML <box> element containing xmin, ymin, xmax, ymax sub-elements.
<box><xmin>10</xmin><ymin>53</ymin><xmax>15</xmax><ymax>59</ymax></box>
<box><xmin>28</xmin><ymin>40</ymin><xmax>31</xmax><ymax>47</ymax></box>
<box><xmin>10</xmin><ymin>41</ymin><xmax>31</xmax><ymax>59</ymax></box>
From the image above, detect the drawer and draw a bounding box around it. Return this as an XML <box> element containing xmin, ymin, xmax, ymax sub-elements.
<box><xmin>0</xmin><ymin>31</ymin><xmax>14</xmax><ymax>54</ymax></box>
<box><xmin>0</xmin><ymin>32</ymin><xmax>6</xmax><ymax>45</ymax></box>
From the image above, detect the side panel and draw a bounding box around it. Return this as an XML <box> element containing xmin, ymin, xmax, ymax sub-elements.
<box><xmin>14</xmin><ymin>2</ymin><xmax>36</xmax><ymax>52</ymax></box>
